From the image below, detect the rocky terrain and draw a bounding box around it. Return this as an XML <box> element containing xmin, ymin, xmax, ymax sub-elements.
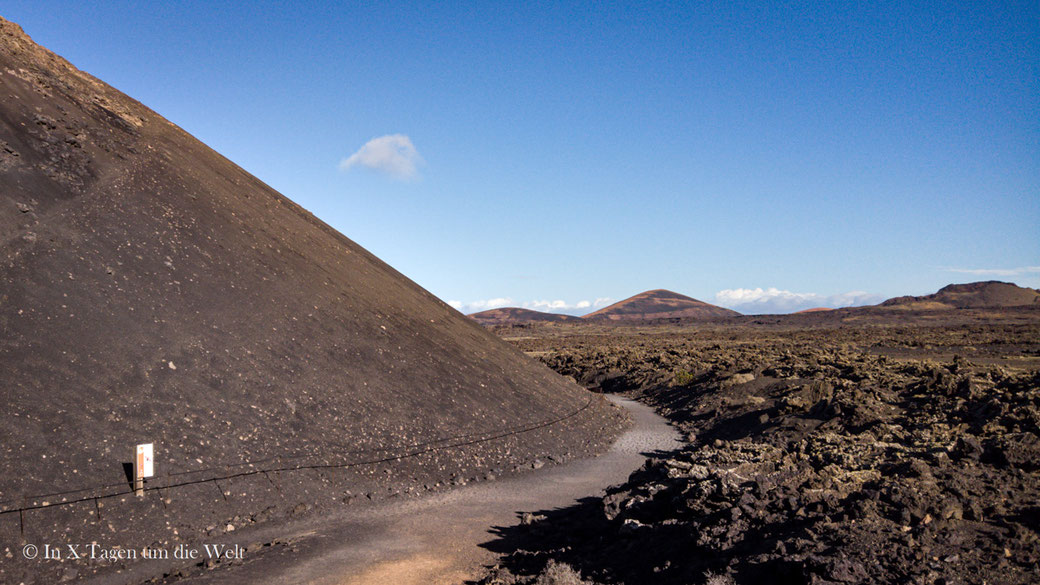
<box><xmin>478</xmin><ymin>313</ymin><xmax>1040</xmax><ymax>584</ymax></box>
<box><xmin>583</xmin><ymin>290</ymin><xmax>741</xmax><ymax>322</ymax></box>
<box><xmin>0</xmin><ymin>16</ymin><xmax>626</xmax><ymax>584</ymax></box>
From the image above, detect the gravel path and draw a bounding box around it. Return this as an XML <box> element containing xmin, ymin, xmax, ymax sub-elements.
<box><xmin>158</xmin><ymin>396</ymin><xmax>679</xmax><ymax>585</ymax></box>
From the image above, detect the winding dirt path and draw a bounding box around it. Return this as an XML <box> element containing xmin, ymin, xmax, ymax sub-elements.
<box><xmin>166</xmin><ymin>397</ymin><xmax>680</xmax><ymax>585</ymax></box>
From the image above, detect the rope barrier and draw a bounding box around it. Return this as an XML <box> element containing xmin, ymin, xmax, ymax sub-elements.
<box><xmin>0</xmin><ymin>395</ymin><xmax>595</xmax><ymax>516</ymax></box>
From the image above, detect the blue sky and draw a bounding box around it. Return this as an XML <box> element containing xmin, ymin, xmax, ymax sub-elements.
<box><xmin>4</xmin><ymin>1</ymin><xmax>1038</xmax><ymax>314</ymax></box>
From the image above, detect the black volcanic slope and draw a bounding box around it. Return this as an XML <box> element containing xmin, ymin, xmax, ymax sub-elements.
<box><xmin>469</xmin><ymin>307</ymin><xmax>583</xmax><ymax>326</ymax></box>
<box><xmin>584</xmin><ymin>289</ymin><xmax>740</xmax><ymax>321</ymax></box>
<box><xmin>0</xmin><ymin>17</ymin><xmax>623</xmax><ymax>583</ymax></box>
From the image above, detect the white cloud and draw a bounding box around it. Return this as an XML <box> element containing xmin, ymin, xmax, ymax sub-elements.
<box><xmin>521</xmin><ymin>298</ymin><xmax>616</xmax><ymax>315</ymax></box>
<box><xmin>339</xmin><ymin>134</ymin><xmax>424</xmax><ymax>180</ymax></box>
<box><xmin>714</xmin><ymin>287</ymin><xmax>884</xmax><ymax>315</ymax></box>
<box><xmin>523</xmin><ymin>300</ymin><xmax>570</xmax><ymax>312</ymax></box>
<box><xmin>445</xmin><ymin>298</ymin><xmax>516</xmax><ymax>314</ymax></box>
<box><xmin>945</xmin><ymin>266</ymin><xmax>1040</xmax><ymax>277</ymax></box>
<box><xmin>447</xmin><ymin>297</ymin><xmax>517</xmax><ymax>314</ymax></box>
<box><xmin>469</xmin><ymin>297</ymin><xmax>514</xmax><ymax>311</ymax></box>
<box><xmin>448</xmin><ymin>297</ymin><xmax>513</xmax><ymax>314</ymax></box>
<box><xmin>827</xmin><ymin>290</ymin><xmax>884</xmax><ymax>306</ymax></box>
<box><xmin>445</xmin><ymin>296</ymin><xmax>614</xmax><ymax>316</ymax></box>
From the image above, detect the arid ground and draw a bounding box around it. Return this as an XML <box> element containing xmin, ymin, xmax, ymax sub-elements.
<box><xmin>3</xmin><ymin>11</ymin><xmax>1038</xmax><ymax>585</ymax></box>
<box><xmin>477</xmin><ymin>310</ymin><xmax>1040</xmax><ymax>585</ymax></box>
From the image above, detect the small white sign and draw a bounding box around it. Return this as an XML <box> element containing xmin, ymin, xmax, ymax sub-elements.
<box><xmin>136</xmin><ymin>443</ymin><xmax>154</xmax><ymax>478</ymax></box>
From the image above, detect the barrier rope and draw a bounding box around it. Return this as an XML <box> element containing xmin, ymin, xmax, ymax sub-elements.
<box><xmin>0</xmin><ymin>395</ymin><xmax>596</xmax><ymax>516</ymax></box>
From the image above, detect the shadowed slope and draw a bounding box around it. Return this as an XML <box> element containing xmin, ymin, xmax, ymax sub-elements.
<box><xmin>0</xmin><ymin>16</ymin><xmax>624</xmax><ymax>584</ymax></box>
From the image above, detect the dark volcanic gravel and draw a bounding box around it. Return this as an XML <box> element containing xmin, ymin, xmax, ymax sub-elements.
<box><xmin>479</xmin><ymin>320</ymin><xmax>1040</xmax><ymax>585</ymax></box>
<box><xmin>0</xmin><ymin>17</ymin><xmax>626</xmax><ymax>585</ymax></box>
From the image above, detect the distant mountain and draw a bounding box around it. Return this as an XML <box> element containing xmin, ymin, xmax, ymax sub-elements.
<box><xmin>583</xmin><ymin>289</ymin><xmax>741</xmax><ymax>321</ymax></box>
<box><xmin>880</xmin><ymin>281</ymin><xmax>1040</xmax><ymax>310</ymax></box>
<box><xmin>468</xmin><ymin>307</ymin><xmax>583</xmax><ymax>325</ymax></box>
<box><xmin>794</xmin><ymin>307</ymin><xmax>834</xmax><ymax>314</ymax></box>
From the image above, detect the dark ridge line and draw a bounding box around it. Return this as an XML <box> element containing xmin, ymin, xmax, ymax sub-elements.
<box><xmin>0</xmin><ymin>396</ymin><xmax>595</xmax><ymax>516</ymax></box>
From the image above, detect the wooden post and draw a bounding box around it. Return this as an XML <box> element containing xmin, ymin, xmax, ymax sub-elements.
<box><xmin>135</xmin><ymin>443</ymin><xmax>153</xmax><ymax>496</ymax></box>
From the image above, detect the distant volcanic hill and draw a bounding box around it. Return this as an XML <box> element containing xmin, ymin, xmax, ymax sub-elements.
<box><xmin>469</xmin><ymin>307</ymin><xmax>582</xmax><ymax>326</ymax></box>
<box><xmin>0</xmin><ymin>16</ymin><xmax>622</xmax><ymax>583</ymax></box>
<box><xmin>583</xmin><ymin>289</ymin><xmax>741</xmax><ymax>321</ymax></box>
<box><xmin>880</xmin><ymin>281</ymin><xmax>1040</xmax><ymax>310</ymax></box>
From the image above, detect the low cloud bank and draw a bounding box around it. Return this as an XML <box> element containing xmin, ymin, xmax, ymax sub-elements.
<box><xmin>446</xmin><ymin>297</ymin><xmax>513</xmax><ymax>312</ymax></box>
<box><xmin>446</xmin><ymin>297</ymin><xmax>614</xmax><ymax>316</ymax></box>
<box><xmin>715</xmin><ymin>287</ymin><xmax>884</xmax><ymax>315</ymax></box>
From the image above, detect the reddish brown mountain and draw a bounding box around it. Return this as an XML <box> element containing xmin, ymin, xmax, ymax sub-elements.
<box><xmin>583</xmin><ymin>289</ymin><xmax>741</xmax><ymax>321</ymax></box>
<box><xmin>469</xmin><ymin>307</ymin><xmax>582</xmax><ymax>326</ymax></box>
<box><xmin>795</xmin><ymin>307</ymin><xmax>834</xmax><ymax>314</ymax></box>
<box><xmin>880</xmin><ymin>281</ymin><xmax>1040</xmax><ymax>310</ymax></box>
